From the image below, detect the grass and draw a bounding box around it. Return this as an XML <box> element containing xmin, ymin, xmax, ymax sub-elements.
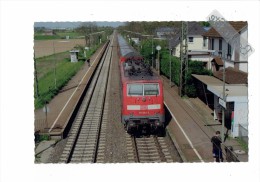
<box><xmin>34</xmin><ymin>35</ymin><xmax>62</xmax><ymax>40</ymax></box>
<box><xmin>34</xmin><ymin>46</ymin><xmax>99</xmax><ymax>109</ymax></box>
<box><xmin>36</xmin><ymin>52</ymin><xmax>71</xmax><ymax>78</ymax></box>
<box><xmin>35</xmin><ymin>60</ymin><xmax>84</xmax><ymax>109</ymax></box>
<box><xmin>236</xmin><ymin>137</ymin><xmax>248</xmax><ymax>152</ymax></box>
<box><xmin>55</xmin><ymin>31</ymin><xmax>83</xmax><ymax>39</ymax></box>
<box><xmin>34</xmin><ymin>31</ymin><xmax>84</xmax><ymax>40</ymax></box>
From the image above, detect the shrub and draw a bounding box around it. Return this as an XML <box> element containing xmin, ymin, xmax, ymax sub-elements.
<box><xmin>139</xmin><ymin>39</ymin><xmax>212</xmax><ymax>97</ymax></box>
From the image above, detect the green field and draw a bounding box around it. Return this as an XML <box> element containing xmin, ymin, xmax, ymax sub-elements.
<box><xmin>34</xmin><ymin>45</ymin><xmax>98</xmax><ymax>109</ymax></box>
<box><xmin>34</xmin><ymin>31</ymin><xmax>84</xmax><ymax>40</ymax></box>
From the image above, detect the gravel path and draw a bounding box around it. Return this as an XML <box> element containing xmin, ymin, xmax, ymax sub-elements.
<box><xmin>102</xmin><ymin>38</ymin><xmax>128</xmax><ymax>163</ymax></box>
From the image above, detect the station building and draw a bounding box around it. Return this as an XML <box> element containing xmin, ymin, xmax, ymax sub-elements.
<box><xmin>192</xmin><ymin>69</ymin><xmax>248</xmax><ymax>142</ymax></box>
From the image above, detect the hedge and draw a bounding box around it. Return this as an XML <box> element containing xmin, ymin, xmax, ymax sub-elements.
<box><xmin>139</xmin><ymin>39</ymin><xmax>212</xmax><ymax>97</ymax></box>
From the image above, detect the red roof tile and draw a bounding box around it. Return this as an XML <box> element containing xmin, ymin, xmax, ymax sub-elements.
<box><xmin>203</xmin><ymin>21</ymin><xmax>248</xmax><ymax>38</ymax></box>
<box><xmin>211</xmin><ymin>57</ymin><xmax>223</xmax><ymax>66</ymax></box>
<box><xmin>213</xmin><ymin>67</ymin><xmax>248</xmax><ymax>84</ymax></box>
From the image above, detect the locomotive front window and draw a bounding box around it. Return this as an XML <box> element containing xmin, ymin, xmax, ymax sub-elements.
<box><xmin>128</xmin><ymin>84</ymin><xmax>143</xmax><ymax>96</ymax></box>
<box><xmin>127</xmin><ymin>83</ymin><xmax>159</xmax><ymax>96</ymax></box>
<box><xmin>144</xmin><ymin>84</ymin><xmax>159</xmax><ymax>95</ymax></box>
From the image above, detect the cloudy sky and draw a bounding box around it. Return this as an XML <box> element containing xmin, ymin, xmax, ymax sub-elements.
<box><xmin>34</xmin><ymin>21</ymin><xmax>126</xmax><ymax>28</ymax></box>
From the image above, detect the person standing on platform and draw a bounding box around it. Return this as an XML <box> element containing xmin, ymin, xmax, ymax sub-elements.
<box><xmin>87</xmin><ymin>59</ymin><xmax>90</xmax><ymax>67</ymax></box>
<box><xmin>211</xmin><ymin>131</ymin><xmax>224</xmax><ymax>162</ymax></box>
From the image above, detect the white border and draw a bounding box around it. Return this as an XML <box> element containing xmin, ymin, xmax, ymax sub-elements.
<box><xmin>1</xmin><ymin>1</ymin><xmax>259</xmax><ymax>182</ymax></box>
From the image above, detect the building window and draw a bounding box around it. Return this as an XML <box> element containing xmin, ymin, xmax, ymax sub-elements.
<box><xmin>203</xmin><ymin>37</ymin><xmax>207</xmax><ymax>47</ymax></box>
<box><xmin>173</xmin><ymin>48</ymin><xmax>176</xmax><ymax>55</ymax></box>
<box><xmin>219</xmin><ymin>39</ymin><xmax>222</xmax><ymax>57</ymax></box>
<box><xmin>219</xmin><ymin>39</ymin><xmax>222</xmax><ymax>51</ymax></box>
<box><xmin>188</xmin><ymin>37</ymin><xmax>194</xmax><ymax>43</ymax></box>
<box><xmin>227</xmin><ymin>44</ymin><xmax>232</xmax><ymax>59</ymax></box>
<box><xmin>211</xmin><ymin>39</ymin><xmax>214</xmax><ymax>50</ymax></box>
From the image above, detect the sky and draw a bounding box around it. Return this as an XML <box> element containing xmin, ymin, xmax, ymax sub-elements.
<box><xmin>34</xmin><ymin>21</ymin><xmax>126</xmax><ymax>28</ymax></box>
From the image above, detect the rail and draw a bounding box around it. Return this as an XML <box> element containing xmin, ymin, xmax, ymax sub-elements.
<box><xmin>59</xmin><ymin>37</ymin><xmax>113</xmax><ymax>163</ymax></box>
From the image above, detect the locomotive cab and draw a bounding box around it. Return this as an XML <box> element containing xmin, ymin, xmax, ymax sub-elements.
<box><xmin>122</xmin><ymin>81</ymin><xmax>165</xmax><ymax>134</ymax></box>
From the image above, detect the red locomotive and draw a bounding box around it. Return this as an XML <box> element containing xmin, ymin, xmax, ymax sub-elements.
<box><xmin>117</xmin><ymin>34</ymin><xmax>165</xmax><ymax>134</ymax></box>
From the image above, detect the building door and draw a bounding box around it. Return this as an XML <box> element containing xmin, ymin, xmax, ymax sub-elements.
<box><xmin>225</xmin><ymin>102</ymin><xmax>234</xmax><ymax>130</ymax></box>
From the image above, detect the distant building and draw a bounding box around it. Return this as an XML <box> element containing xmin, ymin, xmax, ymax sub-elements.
<box><xmin>168</xmin><ymin>22</ymin><xmax>212</xmax><ymax>69</ymax></box>
<box><xmin>131</xmin><ymin>38</ymin><xmax>140</xmax><ymax>45</ymax></box>
<box><xmin>70</xmin><ymin>50</ymin><xmax>80</xmax><ymax>62</ymax></box>
<box><xmin>155</xmin><ymin>27</ymin><xmax>179</xmax><ymax>39</ymax></box>
<box><xmin>42</xmin><ymin>29</ymin><xmax>55</xmax><ymax>36</ymax></box>
<box><xmin>192</xmin><ymin>73</ymin><xmax>248</xmax><ymax>139</ymax></box>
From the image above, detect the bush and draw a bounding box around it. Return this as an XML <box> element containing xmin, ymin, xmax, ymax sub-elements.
<box><xmin>139</xmin><ymin>39</ymin><xmax>212</xmax><ymax>97</ymax></box>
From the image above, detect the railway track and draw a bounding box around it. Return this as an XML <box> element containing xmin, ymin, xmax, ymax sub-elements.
<box><xmin>58</xmin><ymin>32</ymin><xmax>182</xmax><ymax>163</ymax></box>
<box><xmin>125</xmin><ymin>132</ymin><xmax>178</xmax><ymax>163</ymax></box>
<box><xmin>59</xmin><ymin>35</ymin><xmax>114</xmax><ymax>163</ymax></box>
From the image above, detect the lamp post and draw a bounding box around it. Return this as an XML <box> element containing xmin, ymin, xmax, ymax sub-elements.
<box><xmin>52</xmin><ymin>41</ymin><xmax>57</xmax><ymax>89</ymax></box>
<box><xmin>169</xmin><ymin>48</ymin><xmax>172</xmax><ymax>87</ymax></box>
<box><xmin>34</xmin><ymin>51</ymin><xmax>39</xmax><ymax>98</ymax></box>
<box><xmin>152</xmin><ymin>37</ymin><xmax>154</xmax><ymax>68</ymax></box>
<box><xmin>156</xmin><ymin>45</ymin><xmax>161</xmax><ymax>75</ymax></box>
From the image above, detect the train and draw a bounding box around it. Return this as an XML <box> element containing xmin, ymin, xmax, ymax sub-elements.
<box><xmin>117</xmin><ymin>34</ymin><xmax>165</xmax><ymax>135</ymax></box>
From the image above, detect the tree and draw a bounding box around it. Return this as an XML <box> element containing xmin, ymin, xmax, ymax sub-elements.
<box><xmin>75</xmin><ymin>22</ymin><xmax>98</xmax><ymax>46</ymax></box>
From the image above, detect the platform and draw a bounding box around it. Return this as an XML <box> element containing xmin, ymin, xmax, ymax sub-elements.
<box><xmin>34</xmin><ymin>43</ymin><xmax>108</xmax><ymax>139</ymax></box>
<box><xmin>161</xmin><ymin>75</ymin><xmax>248</xmax><ymax>162</ymax></box>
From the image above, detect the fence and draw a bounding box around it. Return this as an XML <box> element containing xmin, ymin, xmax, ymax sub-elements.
<box><xmin>239</xmin><ymin>124</ymin><xmax>248</xmax><ymax>144</ymax></box>
<box><xmin>224</xmin><ymin>146</ymin><xmax>240</xmax><ymax>162</ymax></box>
<box><xmin>34</xmin><ymin>118</ymin><xmax>48</xmax><ymax>133</ymax></box>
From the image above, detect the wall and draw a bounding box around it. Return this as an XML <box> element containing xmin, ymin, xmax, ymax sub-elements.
<box><xmin>173</xmin><ymin>35</ymin><xmax>207</xmax><ymax>57</ymax></box>
<box><xmin>239</xmin><ymin>28</ymin><xmax>248</xmax><ymax>72</ymax></box>
<box><xmin>209</xmin><ymin>36</ymin><xmax>248</xmax><ymax>73</ymax></box>
<box><xmin>188</xmin><ymin>35</ymin><xmax>207</xmax><ymax>50</ymax></box>
<box><xmin>232</xmin><ymin>102</ymin><xmax>248</xmax><ymax>137</ymax></box>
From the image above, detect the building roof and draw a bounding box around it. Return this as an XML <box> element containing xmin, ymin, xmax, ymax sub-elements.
<box><xmin>213</xmin><ymin>67</ymin><xmax>248</xmax><ymax>84</ymax></box>
<box><xmin>192</xmin><ymin>74</ymin><xmax>248</xmax><ymax>102</ymax></box>
<box><xmin>208</xmin><ymin>85</ymin><xmax>248</xmax><ymax>102</ymax></box>
<box><xmin>169</xmin><ymin>22</ymin><xmax>206</xmax><ymax>49</ymax></box>
<box><xmin>156</xmin><ymin>27</ymin><xmax>178</xmax><ymax>33</ymax></box>
<box><xmin>69</xmin><ymin>50</ymin><xmax>80</xmax><ymax>53</ymax></box>
<box><xmin>188</xmin><ymin>22</ymin><xmax>207</xmax><ymax>35</ymax></box>
<box><xmin>192</xmin><ymin>74</ymin><xmax>224</xmax><ymax>85</ymax></box>
<box><xmin>211</xmin><ymin>57</ymin><xmax>223</xmax><ymax>66</ymax></box>
<box><xmin>203</xmin><ymin>21</ymin><xmax>247</xmax><ymax>38</ymax></box>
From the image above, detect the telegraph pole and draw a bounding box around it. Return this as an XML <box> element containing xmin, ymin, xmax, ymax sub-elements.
<box><xmin>34</xmin><ymin>52</ymin><xmax>39</xmax><ymax>98</ymax></box>
<box><xmin>179</xmin><ymin>21</ymin><xmax>188</xmax><ymax>96</ymax></box>
<box><xmin>152</xmin><ymin>37</ymin><xmax>154</xmax><ymax>68</ymax></box>
<box><xmin>53</xmin><ymin>41</ymin><xmax>57</xmax><ymax>89</ymax></box>
<box><xmin>221</xmin><ymin>53</ymin><xmax>226</xmax><ymax>142</ymax></box>
<box><xmin>169</xmin><ymin>47</ymin><xmax>172</xmax><ymax>87</ymax></box>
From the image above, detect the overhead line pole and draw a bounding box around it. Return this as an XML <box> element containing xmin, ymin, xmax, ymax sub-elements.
<box><xmin>221</xmin><ymin>51</ymin><xmax>226</xmax><ymax>142</ymax></box>
<box><xmin>179</xmin><ymin>21</ymin><xmax>188</xmax><ymax>97</ymax></box>
<box><xmin>34</xmin><ymin>51</ymin><xmax>39</xmax><ymax>98</ymax></box>
<box><xmin>53</xmin><ymin>41</ymin><xmax>57</xmax><ymax>89</ymax></box>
